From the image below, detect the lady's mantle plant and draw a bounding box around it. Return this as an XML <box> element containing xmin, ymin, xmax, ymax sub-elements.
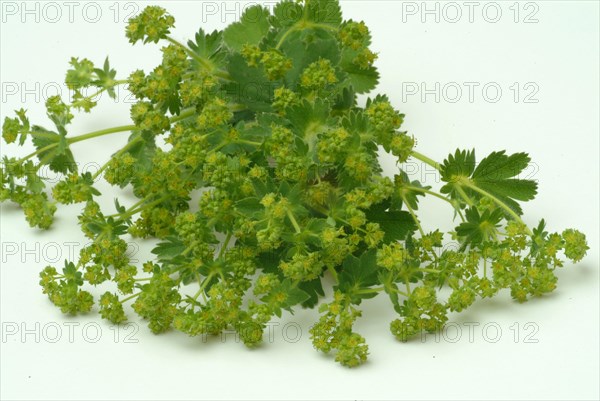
<box><xmin>1</xmin><ymin>0</ymin><xmax>588</xmax><ymax>367</ymax></box>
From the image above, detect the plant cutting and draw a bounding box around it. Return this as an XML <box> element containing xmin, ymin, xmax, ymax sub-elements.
<box><xmin>0</xmin><ymin>0</ymin><xmax>589</xmax><ymax>367</ymax></box>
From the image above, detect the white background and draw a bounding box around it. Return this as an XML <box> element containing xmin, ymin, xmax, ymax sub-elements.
<box><xmin>1</xmin><ymin>1</ymin><xmax>599</xmax><ymax>400</ymax></box>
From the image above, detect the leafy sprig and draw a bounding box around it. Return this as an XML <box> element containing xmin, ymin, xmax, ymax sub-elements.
<box><xmin>1</xmin><ymin>0</ymin><xmax>589</xmax><ymax>367</ymax></box>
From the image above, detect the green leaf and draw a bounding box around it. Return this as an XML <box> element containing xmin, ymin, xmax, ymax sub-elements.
<box><xmin>473</xmin><ymin>151</ymin><xmax>530</xmax><ymax>181</ymax></box>
<box><xmin>332</xmin><ymin>86</ymin><xmax>356</xmax><ymax>112</ymax></box>
<box><xmin>286</xmin><ymin>98</ymin><xmax>332</xmax><ymax>149</ymax></box>
<box><xmin>127</xmin><ymin>131</ymin><xmax>157</xmax><ymax>179</ymax></box>
<box><xmin>271</xmin><ymin>0</ymin><xmax>341</xmax><ymax>30</ymax></box>
<box><xmin>531</xmin><ymin>219</ymin><xmax>548</xmax><ymax>255</ymax></box>
<box><xmin>65</xmin><ymin>57</ymin><xmax>94</xmax><ymax>89</ymax></box>
<box><xmin>188</xmin><ymin>28</ymin><xmax>226</xmax><ymax>65</ymax></box>
<box><xmin>15</xmin><ymin>108</ymin><xmax>30</xmax><ymax>146</ymax></box>
<box><xmin>262</xmin><ymin>279</ymin><xmax>311</xmax><ymax>314</ymax></box>
<box><xmin>455</xmin><ymin>207</ymin><xmax>503</xmax><ymax>249</ymax></box>
<box><xmin>23</xmin><ymin>161</ymin><xmax>45</xmax><ymax>194</ymax></box>
<box><xmin>378</xmin><ymin>271</ymin><xmax>402</xmax><ymax>314</ymax></box>
<box><xmin>440</xmin><ymin>149</ymin><xmax>476</xmax><ymax>183</ymax></box>
<box><xmin>152</xmin><ymin>236</ymin><xmax>186</xmax><ymax>262</ymax></box>
<box><xmin>188</xmin><ymin>29</ymin><xmax>224</xmax><ymax>60</ymax></box>
<box><xmin>281</xmin><ymin>285</ymin><xmax>311</xmax><ymax>310</ymax></box>
<box><xmin>341</xmin><ymin>63</ymin><xmax>379</xmax><ymax>94</ymax></box>
<box><xmin>223</xmin><ymin>6</ymin><xmax>271</xmax><ymax>51</ymax></box>
<box><xmin>394</xmin><ymin>170</ymin><xmax>429</xmax><ymax>211</ymax></box>
<box><xmin>114</xmin><ymin>198</ymin><xmax>127</xmax><ymax>215</ymax></box>
<box><xmin>30</xmin><ymin>126</ymin><xmax>76</xmax><ymax>174</ymax></box>
<box><xmin>62</xmin><ymin>260</ymin><xmax>83</xmax><ymax>285</ymax></box>
<box><xmin>305</xmin><ymin>0</ymin><xmax>342</xmax><ymax>27</ymax></box>
<box><xmin>364</xmin><ymin>202</ymin><xmax>416</xmax><ymax>243</ymax></box>
<box><xmin>235</xmin><ymin>197</ymin><xmax>263</xmax><ymax>216</ymax></box>
<box><xmin>340</xmin><ymin>47</ymin><xmax>379</xmax><ymax>94</ymax></box>
<box><xmin>440</xmin><ymin>149</ymin><xmax>537</xmax><ymax>215</ymax></box>
<box><xmin>93</xmin><ymin>57</ymin><xmax>118</xmax><ymax>98</ymax></box>
<box><xmin>280</xmin><ymin>29</ymin><xmax>341</xmax><ymax>89</ymax></box>
<box><xmin>337</xmin><ymin>249</ymin><xmax>379</xmax><ymax>304</ymax></box>
<box><xmin>249</xmin><ymin>175</ymin><xmax>279</xmax><ymax>200</ymax></box>
<box><xmin>256</xmin><ymin>250</ymin><xmax>283</xmax><ymax>274</ymax></box>
<box><xmin>341</xmin><ymin>109</ymin><xmax>369</xmax><ymax>137</ymax></box>
<box><xmin>298</xmin><ymin>277</ymin><xmax>325</xmax><ymax>308</ymax></box>
<box><xmin>471</xmin><ymin>151</ymin><xmax>538</xmax><ymax>207</ymax></box>
<box><xmin>270</xmin><ymin>1</ymin><xmax>303</xmax><ymax>28</ymax></box>
<box><xmin>225</xmin><ymin>53</ymin><xmax>274</xmax><ymax>112</ymax></box>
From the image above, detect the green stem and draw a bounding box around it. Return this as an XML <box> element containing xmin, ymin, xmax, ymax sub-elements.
<box><xmin>276</xmin><ymin>26</ymin><xmax>298</xmax><ymax>50</ymax></box>
<box><xmin>310</xmin><ymin>204</ymin><xmax>330</xmax><ymax>217</ymax></box>
<box><xmin>337</xmin><ymin>217</ymin><xmax>368</xmax><ymax>234</ymax></box>
<box><xmin>276</xmin><ymin>20</ymin><xmax>338</xmax><ymax>49</ymax></box>
<box><xmin>229</xmin><ymin>103</ymin><xmax>250</xmax><ymax>113</ymax></box>
<box><xmin>121</xmin><ymin>197</ymin><xmax>148</xmax><ymax>215</ymax></box>
<box><xmin>81</xmin><ymin>79</ymin><xmax>129</xmax><ymax>101</ymax></box>
<box><xmin>286</xmin><ymin>209</ymin><xmax>302</xmax><ymax>234</ymax></box>
<box><xmin>166</xmin><ymin>36</ymin><xmax>231</xmax><ymax>81</ymax></box>
<box><xmin>19</xmin><ymin>108</ymin><xmax>196</xmax><ymax>165</ymax></box>
<box><xmin>18</xmin><ymin>124</ymin><xmax>137</xmax><ymax>165</ymax></box>
<box><xmin>192</xmin><ymin>275</ymin><xmax>206</xmax><ymax>300</ymax></box>
<box><xmin>193</xmin><ymin>272</ymin><xmax>216</xmax><ymax>302</ymax></box>
<box><xmin>419</xmin><ymin>268</ymin><xmax>441</xmax><ymax>274</ymax></box>
<box><xmin>83</xmin><ymin>87</ymin><xmax>107</xmax><ymax>101</ymax></box>
<box><xmin>105</xmin><ymin>197</ymin><xmax>146</xmax><ymax>220</ymax></box>
<box><xmin>381</xmin><ymin>284</ymin><xmax>410</xmax><ymax>298</ymax></box>
<box><xmin>456</xmin><ymin>185</ymin><xmax>476</xmax><ymax>207</ymax></box>
<box><xmin>483</xmin><ymin>258</ymin><xmax>487</xmax><ymax>279</ymax></box>
<box><xmin>406</xmin><ymin>185</ymin><xmax>466</xmax><ymax>222</ymax></box>
<box><xmin>327</xmin><ymin>265</ymin><xmax>339</xmax><ymax>284</ymax></box>
<box><xmin>405</xmin><ymin>280</ymin><xmax>412</xmax><ymax>295</ymax></box>
<box><xmin>68</xmin><ymin>124</ymin><xmax>137</xmax><ymax>145</ymax></box>
<box><xmin>410</xmin><ymin>151</ymin><xmax>441</xmax><ymax>171</ymax></box>
<box><xmin>401</xmin><ymin>195</ymin><xmax>425</xmax><ymax>237</ymax></box>
<box><xmin>111</xmin><ymin>79</ymin><xmax>129</xmax><ymax>86</ymax></box>
<box><xmin>214</xmin><ymin>70</ymin><xmax>233</xmax><ymax>81</ymax></box>
<box><xmin>237</xmin><ymin>139</ymin><xmax>263</xmax><ymax>147</ymax></box>
<box><xmin>166</xmin><ymin>36</ymin><xmax>212</xmax><ymax>70</ymax></box>
<box><xmin>461</xmin><ymin>180</ymin><xmax>532</xmax><ymax>234</ymax></box>
<box><xmin>406</xmin><ymin>186</ymin><xmax>448</xmax><ymax>204</ymax></box>
<box><xmin>108</xmin><ymin>194</ymin><xmax>170</xmax><ymax>220</ymax></box>
<box><xmin>218</xmin><ymin>232</ymin><xmax>233</xmax><ymax>259</ymax></box>
<box><xmin>18</xmin><ymin>144</ymin><xmax>56</xmax><ymax>165</ymax></box>
<box><xmin>356</xmin><ymin>286</ymin><xmax>385</xmax><ymax>294</ymax></box>
<box><xmin>455</xmin><ymin>205</ymin><xmax>466</xmax><ymax>222</ymax></box>
<box><xmin>73</xmin><ymin>108</ymin><xmax>196</xmax><ymax>148</ymax></box>
<box><xmin>91</xmin><ymin>136</ymin><xmax>143</xmax><ymax>181</ymax></box>
<box><xmin>120</xmin><ymin>292</ymin><xmax>141</xmax><ymax>304</ymax></box>
<box><xmin>170</xmin><ymin>108</ymin><xmax>197</xmax><ymax>123</ymax></box>
<box><xmin>121</xmin><ymin>195</ymin><xmax>170</xmax><ymax>219</ymax></box>
<box><xmin>181</xmin><ymin>242</ymin><xmax>197</xmax><ymax>257</ymax></box>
